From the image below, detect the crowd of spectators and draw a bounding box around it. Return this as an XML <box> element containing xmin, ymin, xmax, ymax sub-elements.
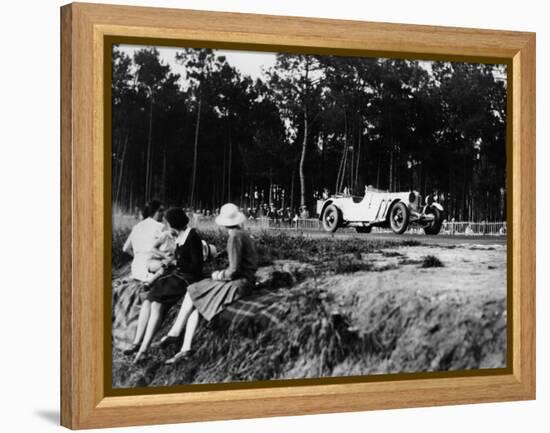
<box><xmin>186</xmin><ymin>204</ymin><xmax>313</xmax><ymax>227</ymax></box>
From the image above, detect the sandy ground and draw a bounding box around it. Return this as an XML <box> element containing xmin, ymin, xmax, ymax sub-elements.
<box><xmin>307</xmin><ymin>242</ymin><xmax>508</xmax><ymax>375</ymax></box>
<box><xmin>320</xmin><ymin>242</ymin><xmax>506</xmax><ymax>330</ymax></box>
<box><xmin>366</xmin><ymin>243</ymin><xmax>505</xmax><ymax>295</ymax></box>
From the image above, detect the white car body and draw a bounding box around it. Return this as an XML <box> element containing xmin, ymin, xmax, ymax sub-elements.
<box><xmin>316</xmin><ymin>187</ymin><xmax>444</xmax><ymax>234</ymax></box>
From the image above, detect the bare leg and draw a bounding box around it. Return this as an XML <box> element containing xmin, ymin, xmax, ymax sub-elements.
<box><xmin>134</xmin><ymin>302</ymin><xmax>163</xmax><ymax>361</ymax></box>
<box><xmin>180</xmin><ymin>309</ymin><xmax>200</xmax><ymax>352</ymax></box>
<box><xmin>133</xmin><ymin>299</ymin><xmax>151</xmax><ymax>345</ymax></box>
<box><xmin>165</xmin><ymin>309</ymin><xmax>200</xmax><ymax>364</ymax></box>
<box><xmin>166</xmin><ymin>293</ymin><xmax>194</xmax><ymax>337</ymax></box>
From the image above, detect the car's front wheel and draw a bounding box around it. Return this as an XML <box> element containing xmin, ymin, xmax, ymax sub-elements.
<box><xmin>423</xmin><ymin>207</ymin><xmax>443</xmax><ymax>235</ymax></box>
<box><xmin>322</xmin><ymin>204</ymin><xmax>341</xmax><ymax>233</ymax></box>
<box><xmin>389</xmin><ymin>202</ymin><xmax>409</xmax><ymax>234</ymax></box>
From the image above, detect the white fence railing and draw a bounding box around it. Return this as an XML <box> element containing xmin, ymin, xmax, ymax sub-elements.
<box><xmin>192</xmin><ymin>216</ymin><xmax>507</xmax><ymax>236</ymax></box>
<box><xmin>441</xmin><ymin>221</ymin><xmax>507</xmax><ymax>236</ymax></box>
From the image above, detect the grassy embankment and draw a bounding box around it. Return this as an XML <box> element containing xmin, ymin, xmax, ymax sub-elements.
<box><xmin>111</xmin><ymin>216</ymin><xmax>506</xmax><ymax>388</ymax></box>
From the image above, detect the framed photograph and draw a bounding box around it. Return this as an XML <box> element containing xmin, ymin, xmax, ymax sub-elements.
<box><xmin>61</xmin><ymin>2</ymin><xmax>535</xmax><ymax>429</ymax></box>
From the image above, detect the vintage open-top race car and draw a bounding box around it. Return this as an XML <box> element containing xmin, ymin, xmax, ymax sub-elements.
<box><xmin>316</xmin><ymin>186</ymin><xmax>444</xmax><ymax>235</ymax></box>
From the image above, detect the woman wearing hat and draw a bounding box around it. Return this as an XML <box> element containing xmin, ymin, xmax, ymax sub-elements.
<box><xmin>159</xmin><ymin>203</ymin><xmax>259</xmax><ymax>364</ymax></box>
<box><xmin>126</xmin><ymin>207</ymin><xmax>204</xmax><ymax>363</ymax></box>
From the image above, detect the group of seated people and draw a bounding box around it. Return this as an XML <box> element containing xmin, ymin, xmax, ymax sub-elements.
<box><xmin>122</xmin><ymin>200</ymin><xmax>258</xmax><ymax>365</ymax></box>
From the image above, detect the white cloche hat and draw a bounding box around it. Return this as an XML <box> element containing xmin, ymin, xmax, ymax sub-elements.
<box><xmin>214</xmin><ymin>203</ymin><xmax>246</xmax><ymax>227</ymax></box>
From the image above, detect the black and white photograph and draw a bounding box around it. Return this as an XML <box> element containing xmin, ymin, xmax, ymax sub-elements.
<box><xmin>110</xmin><ymin>44</ymin><xmax>508</xmax><ymax>389</ymax></box>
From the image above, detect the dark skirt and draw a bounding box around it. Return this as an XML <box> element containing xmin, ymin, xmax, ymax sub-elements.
<box><xmin>146</xmin><ymin>269</ymin><xmax>194</xmax><ymax>306</ymax></box>
<box><xmin>187</xmin><ymin>277</ymin><xmax>253</xmax><ymax>321</ymax></box>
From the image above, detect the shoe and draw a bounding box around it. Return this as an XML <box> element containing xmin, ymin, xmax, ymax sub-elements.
<box><xmin>164</xmin><ymin>350</ymin><xmax>193</xmax><ymax>365</ymax></box>
<box><xmin>122</xmin><ymin>343</ymin><xmax>139</xmax><ymax>356</ymax></box>
<box><xmin>156</xmin><ymin>335</ymin><xmax>181</xmax><ymax>349</ymax></box>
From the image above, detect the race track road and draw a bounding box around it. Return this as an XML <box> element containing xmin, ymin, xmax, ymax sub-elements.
<box><xmin>273</xmin><ymin>230</ymin><xmax>507</xmax><ymax>246</ymax></box>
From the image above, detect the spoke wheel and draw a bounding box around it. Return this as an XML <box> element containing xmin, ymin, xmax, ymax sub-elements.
<box><xmin>389</xmin><ymin>202</ymin><xmax>409</xmax><ymax>234</ymax></box>
<box><xmin>322</xmin><ymin>204</ymin><xmax>341</xmax><ymax>233</ymax></box>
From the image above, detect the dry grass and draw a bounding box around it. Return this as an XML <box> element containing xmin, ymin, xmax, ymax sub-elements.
<box><xmin>421</xmin><ymin>255</ymin><xmax>445</xmax><ymax>268</ymax></box>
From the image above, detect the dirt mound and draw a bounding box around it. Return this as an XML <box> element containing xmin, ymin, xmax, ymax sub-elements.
<box><xmin>112</xmin><ymin>269</ymin><xmax>505</xmax><ymax>388</ymax></box>
<box><xmin>317</xmin><ymin>249</ymin><xmax>507</xmax><ymax>375</ymax></box>
<box><xmin>334</xmin><ymin>287</ymin><xmax>506</xmax><ymax>374</ymax></box>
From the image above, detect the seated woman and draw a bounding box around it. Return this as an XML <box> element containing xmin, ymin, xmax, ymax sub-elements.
<box><xmin>125</xmin><ymin>207</ymin><xmax>204</xmax><ymax>363</ymax></box>
<box><xmin>159</xmin><ymin>203</ymin><xmax>259</xmax><ymax>365</ymax></box>
<box><xmin>122</xmin><ymin>200</ymin><xmax>166</xmax><ymax>282</ymax></box>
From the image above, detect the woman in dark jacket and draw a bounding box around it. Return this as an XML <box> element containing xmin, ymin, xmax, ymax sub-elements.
<box><xmin>127</xmin><ymin>207</ymin><xmax>203</xmax><ymax>363</ymax></box>
<box><xmin>158</xmin><ymin>203</ymin><xmax>258</xmax><ymax>365</ymax></box>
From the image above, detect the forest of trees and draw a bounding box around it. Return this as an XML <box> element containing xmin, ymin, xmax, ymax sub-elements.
<box><xmin>112</xmin><ymin>45</ymin><xmax>507</xmax><ymax>222</ymax></box>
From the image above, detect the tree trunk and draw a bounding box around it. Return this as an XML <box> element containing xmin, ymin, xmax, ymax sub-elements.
<box><xmin>115</xmin><ymin>133</ymin><xmax>128</xmax><ymax>207</ymax></box>
<box><xmin>299</xmin><ymin>59</ymin><xmax>310</xmax><ymax>209</ymax></box>
<box><xmin>112</xmin><ymin>135</ymin><xmax>120</xmax><ymax>201</ymax></box>
<box><xmin>129</xmin><ymin>188</ymin><xmax>133</xmax><ymax>214</ymax></box>
<box><xmin>321</xmin><ymin>132</ymin><xmax>326</xmax><ymax>188</ymax></box>
<box><xmin>388</xmin><ymin>142</ymin><xmax>393</xmax><ymax>191</ymax></box>
<box><xmin>343</xmin><ymin>142</ymin><xmax>349</xmax><ymax>192</ymax></box>
<box><xmin>227</xmin><ymin>133</ymin><xmax>232</xmax><ymax>202</ymax></box>
<box><xmin>396</xmin><ymin>145</ymin><xmax>400</xmax><ymax>191</ymax></box>
<box><xmin>213</xmin><ymin>175</ymin><xmax>217</xmax><ymax>210</ymax></box>
<box><xmin>144</xmin><ymin>94</ymin><xmax>154</xmax><ymax>202</ymax></box>
<box><xmin>189</xmin><ymin>95</ymin><xmax>202</xmax><ymax>208</ymax></box>
<box><xmin>336</xmin><ymin>113</ymin><xmax>348</xmax><ymax>193</ymax></box>
<box><xmin>160</xmin><ymin>146</ymin><xmax>167</xmax><ymax>202</ymax></box>
<box><xmin>299</xmin><ymin>109</ymin><xmax>308</xmax><ymax>208</ymax></box>
<box><xmin>350</xmin><ymin>124</ymin><xmax>355</xmax><ymax>192</ymax></box>
<box><xmin>335</xmin><ymin>141</ymin><xmax>345</xmax><ymax>193</ymax></box>
<box><xmin>354</xmin><ymin>126</ymin><xmax>361</xmax><ymax>190</ymax></box>
<box><xmin>376</xmin><ymin>152</ymin><xmax>381</xmax><ymax>188</ymax></box>
<box><xmin>240</xmin><ymin>172</ymin><xmax>244</xmax><ymax>208</ymax></box>
<box><xmin>290</xmin><ymin>165</ymin><xmax>296</xmax><ymax>213</ymax></box>
<box><xmin>221</xmin><ymin>140</ymin><xmax>226</xmax><ymax>203</ymax></box>
<box><xmin>267</xmin><ymin>168</ymin><xmax>272</xmax><ymax>204</ymax></box>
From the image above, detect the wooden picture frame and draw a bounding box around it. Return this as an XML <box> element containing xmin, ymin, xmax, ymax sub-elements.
<box><xmin>60</xmin><ymin>2</ymin><xmax>535</xmax><ymax>429</ymax></box>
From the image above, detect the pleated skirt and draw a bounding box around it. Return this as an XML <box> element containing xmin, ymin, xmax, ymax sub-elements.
<box><xmin>187</xmin><ymin>277</ymin><xmax>253</xmax><ymax>321</ymax></box>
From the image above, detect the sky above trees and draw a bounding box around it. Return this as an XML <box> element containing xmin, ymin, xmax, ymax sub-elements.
<box><xmin>120</xmin><ymin>45</ymin><xmax>276</xmax><ymax>81</ymax></box>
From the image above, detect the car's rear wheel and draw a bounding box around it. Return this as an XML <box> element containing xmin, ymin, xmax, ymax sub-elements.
<box><xmin>423</xmin><ymin>207</ymin><xmax>443</xmax><ymax>235</ymax></box>
<box><xmin>322</xmin><ymin>204</ymin><xmax>341</xmax><ymax>233</ymax></box>
<box><xmin>389</xmin><ymin>202</ymin><xmax>409</xmax><ymax>234</ymax></box>
<box><xmin>356</xmin><ymin>226</ymin><xmax>372</xmax><ymax>234</ymax></box>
